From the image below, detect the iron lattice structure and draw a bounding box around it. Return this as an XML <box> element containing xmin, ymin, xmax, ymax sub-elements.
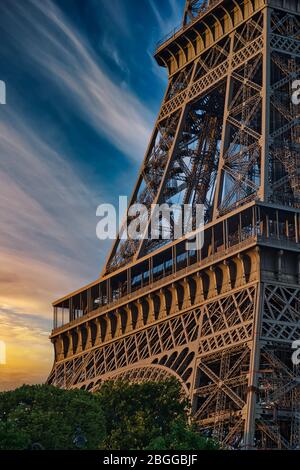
<box><xmin>48</xmin><ymin>0</ymin><xmax>300</xmax><ymax>449</ymax></box>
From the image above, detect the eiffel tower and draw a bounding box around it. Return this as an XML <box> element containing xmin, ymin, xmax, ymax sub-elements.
<box><xmin>48</xmin><ymin>0</ymin><xmax>300</xmax><ymax>449</ymax></box>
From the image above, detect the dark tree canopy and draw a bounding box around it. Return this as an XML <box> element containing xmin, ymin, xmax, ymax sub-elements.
<box><xmin>147</xmin><ymin>420</ymin><xmax>219</xmax><ymax>450</ymax></box>
<box><xmin>0</xmin><ymin>380</ymin><xmax>218</xmax><ymax>450</ymax></box>
<box><xmin>0</xmin><ymin>385</ymin><xmax>105</xmax><ymax>450</ymax></box>
<box><xmin>96</xmin><ymin>378</ymin><xmax>217</xmax><ymax>450</ymax></box>
<box><xmin>96</xmin><ymin>378</ymin><xmax>187</xmax><ymax>450</ymax></box>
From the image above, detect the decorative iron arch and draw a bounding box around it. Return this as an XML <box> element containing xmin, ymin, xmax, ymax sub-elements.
<box><xmin>89</xmin><ymin>364</ymin><xmax>190</xmax><ymax>397</ymax></box>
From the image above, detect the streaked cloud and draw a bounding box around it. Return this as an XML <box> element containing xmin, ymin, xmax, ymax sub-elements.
<box><xmin>1</xmin><ymin>0</ymin><xmax>154</xmax><ymax>162</ymax></box>
<box><xmin>0</xmin><ymin>0</ymin><xmax>182</xmax><ymax>391</ymax></box>
<box><xmin>149</xmin><ymin>0</ymin><xmax>182</xmax><ymax>35</ymax></box>
<box><xmin>0</xmin><ymin>107</ymin><xmax>104</xmax><ymax>390</ymax></box>
<box><xmin>0</xmin><ymin>306</ymin><xmax>52</xmax><ymax>391</ymax></box>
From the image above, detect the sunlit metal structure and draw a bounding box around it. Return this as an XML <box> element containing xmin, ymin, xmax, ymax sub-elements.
<box><xmin>48</xmin><ymin>0</ymin><xmax>300</xmax><ymax>449</ymax></box>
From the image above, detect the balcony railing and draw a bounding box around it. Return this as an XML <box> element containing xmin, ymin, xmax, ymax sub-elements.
<box><xmin>155</xmin><ymin>0</ymin><xmax>223</xmax><ymax>51</ymax></box>
<box><xmin>52</xmin><ymin>203</ymin><xmax>300</xmax><ymax>333</ymax></box>
<box><xmin>52</xmin><ymin>234</ymin><xmax>258</xmax><ymax>335</ymax></box>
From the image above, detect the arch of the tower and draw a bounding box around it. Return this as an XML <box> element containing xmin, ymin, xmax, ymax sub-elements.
<box><xmin>73</xmin><ymin>364</ymin><xmax>190</xmax><ymax>398</ymax></box>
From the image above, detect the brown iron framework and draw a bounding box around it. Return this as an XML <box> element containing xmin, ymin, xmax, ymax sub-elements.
<box><xmin>48</xmin><ymin>0</ymin><xmax>300</xmax><ymax>449</ymax></box>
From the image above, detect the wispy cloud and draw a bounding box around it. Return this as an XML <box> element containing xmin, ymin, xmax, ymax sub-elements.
<box><xmin>149</xmin><ymin>0</ymin><xmax>182</xmax><ymax>35</ymax></box>
<box><xmin>0</xmin><ymin>101</ymin><xmax>103</xmax><ymax>390</ymax></box>
<box><xmin>0</xmin><ymin>0</ymin><xmax>156</xmax><ymax>390</ymax></box>
<box><xmin>96</xmin><ymin>0</ymin><xmax>132</xmax><ymax>38</ymax></box>
<box><xmin>1</xmin><ymin>0</ymin><xmax>154</xmax><ymax>162</ymax></box>
<box><xmin>149</xmin><ymin>0</ymin><xmax>166</xmax><ymax>31</ymax></box>
<box><xmin>0</xmin><ymin>108</ymin><xmax>103</xmax><ymax>274</ymax></box>
<box><xmin>0</xmin><ymin>306</ymin><xmax>52</xmax><ymax>391</ymax></box>
<box><xmin>0</xmin><ymin>0</ymin><xmax>183</xmax><ymax>391</ymax></box>
<box><xmin>100</xmin><ymin>34</ymin><xmax>130</xmax><ymax>76</ymax></box>
<box><xmin>147</xmin><ymin>0</ymin><xmax>182</xmax><ymax>83</ymax></box>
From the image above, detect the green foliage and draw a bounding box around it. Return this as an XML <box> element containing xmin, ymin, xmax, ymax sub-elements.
<box><xmin>0</xmin><ymin>420</ymin><xmax>30</xmax><ymax>450</ymax></box>
<box><xmin>0</xmin><ymin>384</ymin><xmax>105</xmax><ymax>450</ymax></box>
<box><xmin>0</xmin><ymin>380</ymin><xmax>218</xmax><ymax>450</ymax></box>
<box><xmin>96</xmin><ymin>378</ymin><xmax>187</xmax><ymax>450</ymax></box>
<box><xmin>147</xmin><ymin>420</ymin><xmax>219</xmax><ymax>450</ymax></box>
<box><xmin>96</xmin><ymin>378</ymin><xmax>217</xmax><ymax>450</ymax></box>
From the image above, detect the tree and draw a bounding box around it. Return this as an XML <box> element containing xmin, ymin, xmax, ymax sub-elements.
<box><xmin>0</xmin><ymin>385</ymin><xmax>106</xmax><ymax>450</ymax></box>
<box><xmin>96</xmin><ymin>378</ymin><xmax>187</xmax><ymax>450</ymax></box>
<box><xmin>0</xmin><ymin>380</ymin><xmax>218</xmax><ymax>450</ymax></box>
<box><xmin>96</xmin><ymin>378</ymin><xmax>218</xmax><ymax>450</ymax></box>
<box><xmin>0</xmin><ymin>420</ymin><xmax>30</xmax><ymax>450</ymax></box>
<box><xmin>147</xmin><ymin>420</ymin><xmax>219</xmax><ymax>450</ymax></box>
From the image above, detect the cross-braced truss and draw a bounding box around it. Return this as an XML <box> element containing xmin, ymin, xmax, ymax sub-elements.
<box><xmin>269</xmin><ymin>11</ymin><xmax>300</xmax><ymax>206</ymax></box>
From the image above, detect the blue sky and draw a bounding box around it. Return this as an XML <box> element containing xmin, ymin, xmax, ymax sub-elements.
<box><xmin>0</xmin><ymin>0</ymin><xmax>184</xmax><ymax>390</ymax></box>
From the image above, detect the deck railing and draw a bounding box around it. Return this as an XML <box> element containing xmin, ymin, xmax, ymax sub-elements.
<box><xmin>155</xmin><ymin>0</ymin><xmax>223</xmax><ymax>51</ymax></box>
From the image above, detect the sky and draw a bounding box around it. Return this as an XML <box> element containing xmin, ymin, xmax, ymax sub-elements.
<box><xmin>0</xmin><ymin>0</ymin><xmax>184</xmax><ymax>391</ymax></box>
